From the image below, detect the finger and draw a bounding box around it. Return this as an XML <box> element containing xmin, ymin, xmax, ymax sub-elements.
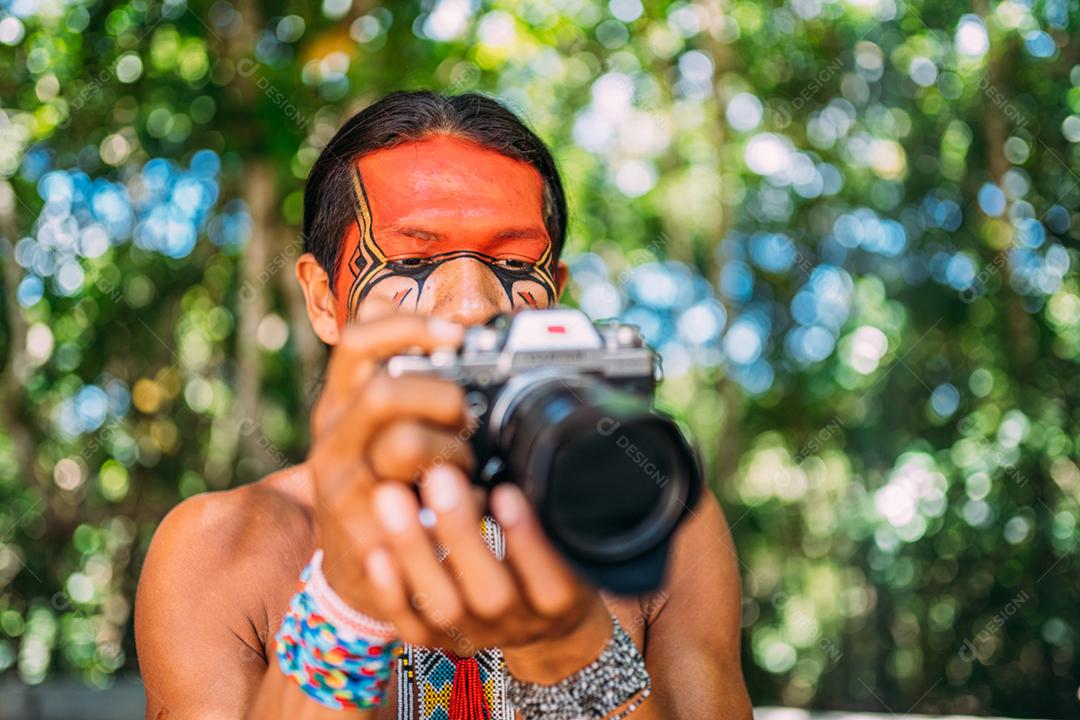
<box><xmin>340</xmin><ymin>313</ymin><xmax>464</xmax><ymax>359</ymax></box>
<box><xmin>372</xmin><ymin>484</ymin><xmax>467</xmax><ymax>632</ymax></box>
<box><xmin>368</xmin><ymin>421</ymin><xmax>475</xmax><ymax>482</ymax></box>
<box><xmin>490</xmin><ymin>484</ymin><xmax>584</xmax><ymax>618</ymax></box>
<box><xmin>363</xmin><ymin>546</ymin><xmax>433</xmax><ymax>644</ymax></box>
<box><xmin>321</xmin><ymin>374</ymin><xmax>468</xmax><ymax>461</ymax></box>
<box><xmin>314</xmin><ymin>314</ymin><xmax>464</xmax><ymax>438</ymax></box>
<box><xmin>356</xmin><ymin>295</ymin><xmax>398</xmax><ymax>322</ymax></box>
<box><xmin>420</xmin><ymin>465</ymin><xmax>517</xmax><ymax>621</ymax></box>
<box><xmin>366</xmin><ymin>546</ymin><xmax>482</xmax><ymax>657</ymax></box>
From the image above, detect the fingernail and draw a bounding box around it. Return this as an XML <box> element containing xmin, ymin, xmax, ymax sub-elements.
<box><xmin>365</xmin><ymin>548</ymin><xmax>394</xmax><ymax>588</ymax></box>
<box><xmin>428</xmin><ymin>317</ymin><xmax>465</xmax><ymax>342</ymax></box>
<box><xmin>491</xmin><ymin>485</ymin><xmax>524</xmax><ymax>527</ymax></box>
<box><xmin>374</xmin><ymin>487</ymin><xmax>411</xmax><ymax>534</ymax></box>
<box><xmin>424</xmin><ymin>465</ymin><xmax>462</xmax><ymax>513</ymax></box>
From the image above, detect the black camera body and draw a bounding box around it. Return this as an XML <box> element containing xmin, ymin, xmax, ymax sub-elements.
<box><xmin>386</xmin><ymin>308</ymin><xmax>702</xmax><ymax>594</ymax></box>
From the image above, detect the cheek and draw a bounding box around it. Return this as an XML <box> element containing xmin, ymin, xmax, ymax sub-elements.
<box><xmin>334</xmin><ymin>272</ymin><xmax>424</xmax><ymax>320</ymax></box>
<box><xmin>508</xmin><ymin>279</ymin><xmax>553</xmax><ymax>309</ymax></box>
<box><xmin>367</xmin><ymin>276</ymin><xmax>423</xmax><ymax>310</ymax></box>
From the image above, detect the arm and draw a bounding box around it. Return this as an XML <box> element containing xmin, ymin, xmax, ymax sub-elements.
<box><xmin>136</xmin><ymin>306</ymin><xmax>471</xmax><ymax>720</ymax></box>
<box><xmin>498</xmin><ymin>490</ymin><xmax>752</xmax><ymax>720</ymax></box>
<box><xmin>134</xmin><ymin>489</ymin><xmax>378</xmax><ymax>720</ymax></box>
<box><xmin>642</xmin><ymin>491</ymin><xmax>752</xmax><ymax>719</ymax></box>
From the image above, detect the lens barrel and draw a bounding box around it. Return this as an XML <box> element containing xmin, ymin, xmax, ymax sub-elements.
<box><xmin>487</xmin><ymin>371</ymin><xmax>702</xmax><ymax>594</ymax></box>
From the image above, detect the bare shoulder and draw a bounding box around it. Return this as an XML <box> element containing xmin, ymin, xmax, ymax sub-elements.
<box><xmin>651</xmin><ymin>490</ymin><xmax>742</xmax><ymax>634</ymax></box>
<box><xmin>638</xmin><ymin>491</ymin><xmax>752</xmax><ymax>719</ymax></box>
<box><xmin>134</xmin><ymin>467</ymin><xmax>316</xmax><ymax>716</ymax></box>
<box><xmin>602</xmin><ymin>492</ymin><xmax>738</xmax><ymax>653</ymax></box>
<box><xmin>675</xmin><ymin>489</ymin><xmax>736</xmax><ymax>565</ymax></box>
<box><xmin>137</xmin><ymin>466</ymin><xmax>315</xmax><ymax>606</ymax></box>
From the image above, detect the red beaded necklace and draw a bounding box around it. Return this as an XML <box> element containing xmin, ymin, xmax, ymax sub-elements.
<box><xmin>447</xmin><ymin>653</ymin><xmax>491</xmax><ymax>720</ymax></box>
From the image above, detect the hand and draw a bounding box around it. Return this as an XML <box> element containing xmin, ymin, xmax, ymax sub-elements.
<box><xmin>308</xmin><ymin>298</ymin><xmax>473</xmax><ymax>614</ymax></box>
<box><xmin>361</xmin><ymin>462</ymin><xmax>614</xmax><ymax>676</ymax></box>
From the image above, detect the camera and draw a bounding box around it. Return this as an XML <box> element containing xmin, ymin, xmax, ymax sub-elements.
<box><xmin>386</xmin><ymin>308</ymin><xmax>703</xmax><ymax>594</ymax></box>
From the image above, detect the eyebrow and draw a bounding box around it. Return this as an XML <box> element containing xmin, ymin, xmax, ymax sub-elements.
<box><xmin>382</xmin><ymin>225</ymin><xmax>548</xmax><ymax>243</ymax></box>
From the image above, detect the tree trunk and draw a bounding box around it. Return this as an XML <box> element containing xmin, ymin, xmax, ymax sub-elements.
<box><xmin>234</xmin><ymin>160</ymin><xmax>276</xmax><ymax>480</ymax></box>
<box><xmin>0</xmin><ymin>180</ymin><xmax>36</xmax><ymax>483</ymax></box>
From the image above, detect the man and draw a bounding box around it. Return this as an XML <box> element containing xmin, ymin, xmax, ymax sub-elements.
<box><xmin>135</xmin><ymin>91</ymin><xmax>751</xmax><ymax>719</ymax></box>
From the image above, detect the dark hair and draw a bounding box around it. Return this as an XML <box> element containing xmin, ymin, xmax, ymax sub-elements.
<box><xmin>302</xmin><ymin>90</ymin><xmax>568</xmax><ymax>285</ymax></box>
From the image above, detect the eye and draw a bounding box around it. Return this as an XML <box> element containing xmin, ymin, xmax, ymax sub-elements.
<box><xmin>391</xmin><ymin>257</ymin><xmax>432</xmax><ymax>268</ymax></box>
<box><xmin>493</xmin><ymin>258</ymin><xmax>534</xmax><ymax>272</ymax></box>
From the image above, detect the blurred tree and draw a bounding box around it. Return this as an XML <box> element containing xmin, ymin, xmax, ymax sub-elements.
<box><xmin>0</xmin><ymin>0</ymin><xmax>1078</xmax><ymax>717</ymax></box>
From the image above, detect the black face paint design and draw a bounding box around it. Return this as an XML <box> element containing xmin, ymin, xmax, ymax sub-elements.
<box><xmin>345</xmin><ymin>167</ymin><xmax>557</xmax><ymax>316</ymax></box>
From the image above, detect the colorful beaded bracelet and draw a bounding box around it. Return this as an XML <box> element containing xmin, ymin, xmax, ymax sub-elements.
<box><xmin>274</xmin><ymin>549</ymin><xmax>402</xmax><ymax>710</ymax></box>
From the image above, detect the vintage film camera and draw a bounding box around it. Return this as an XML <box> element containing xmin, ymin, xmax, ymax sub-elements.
<box><xmin>387</xmin><ymin>308</ymin><xmax>702</xmax><ymax>594</ymax></box>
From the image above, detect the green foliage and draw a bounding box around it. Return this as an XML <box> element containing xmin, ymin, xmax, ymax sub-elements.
<box><xmin>0</xmin><ymin>0</ymin><xmax>1078</xmax><ymax>716</ymax></box>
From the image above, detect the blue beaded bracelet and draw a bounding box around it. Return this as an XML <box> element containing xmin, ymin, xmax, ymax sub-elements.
<box><xmin>274</xmin><ymin>552</ymin><xmax>402</xmax><ymax>710</ymax></box>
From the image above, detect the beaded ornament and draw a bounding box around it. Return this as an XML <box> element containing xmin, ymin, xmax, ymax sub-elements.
<box><xmin>275</xmin><ymin>556</ymin><xmax>402</xmax><ymax>709</ymax></box>
<box><xmin>396</xmin><ymin>515</ymin><xmax>513</xmax><ymax>720</ymax></box>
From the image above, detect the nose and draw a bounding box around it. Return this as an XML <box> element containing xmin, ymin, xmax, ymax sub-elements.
<box><xmin>421</xmin><ymin>256</ymin><xmax>511</xmax><ymax>325</ymax></box>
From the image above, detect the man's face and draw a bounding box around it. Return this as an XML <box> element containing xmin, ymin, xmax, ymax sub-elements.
<box><xmin>332</xmin><ymin>134</ymin><xmax>563</xmax><ymax>326</ymax></box>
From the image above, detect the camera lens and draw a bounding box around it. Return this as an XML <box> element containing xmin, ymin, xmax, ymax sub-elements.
<box><xmin>548</xmin><ymin>418</ymin><xmax>687</xmax><ymax>556</ymax></box>
<box><xmin>488</xmin><ymin>370</ymin><xmax>701</xmax><ymax>592</ymax></box>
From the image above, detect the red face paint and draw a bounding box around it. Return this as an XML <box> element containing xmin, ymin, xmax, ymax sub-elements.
<box><xmin>333</xmin><ymin>135</ymin><xmax>558</xmax><ymax>326</ymax></box>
